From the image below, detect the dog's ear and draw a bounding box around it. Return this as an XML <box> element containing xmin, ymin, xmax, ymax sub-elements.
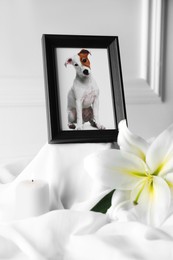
<box><xmin>78</xmin><ymin>49</ymin><xmax>91</xmax><ymax>68</ymax></box>
<box><xmin>78</xmin><ymin>49</ymin><xmax>91</xmax><ymax>56</ymax></box>
<box><xmin>64</xmin><ymin>58</ymin><xmax>73</xmax><ymax>67</ymax></box>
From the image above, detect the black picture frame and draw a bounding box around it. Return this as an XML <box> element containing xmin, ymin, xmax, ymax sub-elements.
<box><xmin>42</xmin><ymin>34</ymin><xmax>127</xmax><ymax>144</ymax></box>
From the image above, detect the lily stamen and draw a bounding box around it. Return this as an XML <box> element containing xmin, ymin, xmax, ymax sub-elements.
<box><xmin>133</xmin><ymin>181</ymin><xmax>146</xmax><ymax>205</ymax></box>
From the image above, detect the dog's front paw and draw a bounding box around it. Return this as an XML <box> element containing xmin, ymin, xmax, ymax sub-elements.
<box><xmin>76</xmin><ymin>124</ymin><xmax>83</xmax><ymax>130</ymax></box>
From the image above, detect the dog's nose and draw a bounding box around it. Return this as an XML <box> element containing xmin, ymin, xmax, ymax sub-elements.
<box><xmin>83</xmin><ymin>69</ymin><xmax>89</xmax><ymax>76</ymax></box>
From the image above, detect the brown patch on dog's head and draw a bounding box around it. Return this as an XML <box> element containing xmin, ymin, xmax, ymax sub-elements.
<box><xmin>78</xmin><ymin>49</ymin><xmax>91</xmax><ymax>68</ymax></box>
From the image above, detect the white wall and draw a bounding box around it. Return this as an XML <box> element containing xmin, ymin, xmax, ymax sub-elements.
<box><xmin>0</xmin><ymin>0</ymin><xmax>172</xmax><ymax>162</ymax></box>
<box><xmin>126</xmin><ymin>0</ymin><xmax>173</xmax><ymax>138</ymax></box>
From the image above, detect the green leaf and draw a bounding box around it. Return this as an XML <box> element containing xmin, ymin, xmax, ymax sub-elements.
<box><xmin>91</xmin><ymin>190</ymin><xmax>115</xmax><ymax>214</ymax></box>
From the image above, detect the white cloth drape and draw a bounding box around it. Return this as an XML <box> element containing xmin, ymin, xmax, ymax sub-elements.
<box><xmin>0</xmin><ymin>143</ymin><xmax>173</xmax><ymax>260</ymax></box>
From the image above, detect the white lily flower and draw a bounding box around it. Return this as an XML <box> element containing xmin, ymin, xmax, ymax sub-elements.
<box><xmin>84</xmin><ymin>121</ymin><xmax>173</xmax><ymax>226</ymax></box>
<box><xmin>118</xmin><ymin>120</ymin><xmax>150</xmax><ymax>161</ymax></box>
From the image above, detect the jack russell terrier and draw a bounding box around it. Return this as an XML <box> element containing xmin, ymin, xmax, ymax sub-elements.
<box><xmin>65</xmin><ymin>49</ymin><xmax>105</xmax><ymax>130</ymax></box>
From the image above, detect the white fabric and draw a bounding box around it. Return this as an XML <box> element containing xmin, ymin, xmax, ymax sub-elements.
<box><xmin>0</xmin><ymin>143</ymin><xmax>111</xmax><ymax>221</ymax></box>
<box><xmin>1</xmin><ymin>143</ymin><xmax>173</xmax><ymax>259</ymax></box>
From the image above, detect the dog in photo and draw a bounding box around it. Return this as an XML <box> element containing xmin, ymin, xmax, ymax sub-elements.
<box><xmin>65</xmin><ymin>49</ymin><xmax>105</xmax><ymax>130</ymax></box>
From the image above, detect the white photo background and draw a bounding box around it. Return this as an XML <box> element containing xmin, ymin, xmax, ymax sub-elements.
<box><xmin>56</xmin><ymin>48</ymin><xmax>116</xmax><ymax>131</ymax></box>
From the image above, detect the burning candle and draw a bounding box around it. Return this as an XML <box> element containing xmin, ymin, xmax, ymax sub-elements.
<box><xmin>15</xmin><ymin>179</ymin><xmax>49</xmax><ymax>219</ymax></box>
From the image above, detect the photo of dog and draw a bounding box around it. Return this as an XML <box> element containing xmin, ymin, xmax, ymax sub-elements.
<box><xmin>65</xmin><ymin>49</ymin><xmax>105</xmax><ymax>130</ymax></box>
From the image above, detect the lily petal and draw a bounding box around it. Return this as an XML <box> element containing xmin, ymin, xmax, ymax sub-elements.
<box><xmin>84</xmin><ymin>149</ymin><xmax>147</xmax><ymax>190</ymax></box>
<box><xmin>164</xmin><ymin>173</ymin><xmax>173</xmax><ymax>215</ymax></box>
<box><xmin>164</xmin><ymin>173</ymin><xmax>173</xmax><ymax>188</ymax></box>
<box><xmin>118</xmin><ymin>120</ymin><xmax>149</xmax><ymax>161</ymax></box>
<box><xmin>111</xmin><ymin>189</ymin><xmax>131</xmax><ymax>206</ymax></box>
<box><xmin>131</xmin><ymin>176</ymin><xmax>171</xmax><ymax>226</ymax></box>
<box><xmin>107</xmin><ymin>190</ymin><xmax>139</xmax><ymax>222</ymax></box>
<box><xmin>146</xmin><ymin>123</ymin><xmax>173</xmax><ymax>176</ymax></box>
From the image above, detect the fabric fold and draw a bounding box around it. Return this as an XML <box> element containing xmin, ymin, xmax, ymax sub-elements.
<box><xmin>1</xmin><ymin>141</ymin><xmax>173</xmax><ymax>259</ymax></box>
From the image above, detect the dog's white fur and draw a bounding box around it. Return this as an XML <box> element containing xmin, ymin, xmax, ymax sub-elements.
<box><xmin>65</xmin><ymin>52</ymin><xmax>105</xmax><ymax>130</ymax></box>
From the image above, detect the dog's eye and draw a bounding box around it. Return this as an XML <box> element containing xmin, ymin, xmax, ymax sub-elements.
<box><xmin>74</xmin><ymin>63</ymin><xmax>78</xmax><ymax>66</ymax></box>
<box><xmin>82</xmin><ymin>59</ymin><xmax>87</xmax><ymax>63</ymax></box>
